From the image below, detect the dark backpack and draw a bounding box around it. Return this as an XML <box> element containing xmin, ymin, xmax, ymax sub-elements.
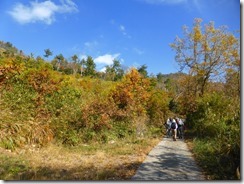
<box><xmin>171</xmin><ymin>122</ymin><xmax>176</xmax><ymax>129</ymax></box>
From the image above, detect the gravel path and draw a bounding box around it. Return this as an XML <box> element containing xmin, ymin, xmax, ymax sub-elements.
<box><xmin>131</xmin><ymin>137</ymin><xmax>205</xmax><ymax>181</ymax></box>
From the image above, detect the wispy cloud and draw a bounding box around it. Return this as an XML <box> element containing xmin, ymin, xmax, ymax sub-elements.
<box><xmin>8</xmin><ymin>0</ymin><xmax>78</xmax><ymax>25</ymax></box>
<box><xmin>84</xmin><ymin>41</ymin><xmax>98</xmax><ymax>49</ymax></box>
<box><xmin>191</xmin><ymin>0</ymin><xmax>203</xmax><ymax>12</ymax></box>
<box><xmin>119</xmin><ymin>24</ymin><xmax>132</xmax><ymax>38</ymax></box>
<box><xmin>139</xmin><ymin>0</ymin><xmax>204</xmax><ymax>13</ymax></box>
<box><xmin>110</xmin><ymin>19</ymin><xmax>131</xmax><ymax>38</ymax></box>
<box><xmin>141</xmin><ymin>0</ymin><xmax>188</xmax><ymax>5</ymax></box>
<box><xmin>119</xmin><ymin>25</ymin><xmax>126</xmax><ymax>34</ymax></box>
<box><xmin>133</xmin><ymin>47</ymin><xmax>144</xmax><ymax>55</ymax></box>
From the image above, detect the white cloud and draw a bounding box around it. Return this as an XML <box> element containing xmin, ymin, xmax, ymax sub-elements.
<box><xmin>59</xmin><ymin>0</ymin><xmax>78</xmax><ymax>13</ymax></box>
<box><xmin>8</xmin><ymin>0</ymin><xmax>78</xmax><ymax>25</ymax></box>
<box><xmin>100</xmin><ymin>67</ymin><xmax>107</xmax><ymax>73</ymax></box>
<box><xmin>94</xmin><ymin>53</ymin><xmax>120</xmax><ymax>65</ymax></box>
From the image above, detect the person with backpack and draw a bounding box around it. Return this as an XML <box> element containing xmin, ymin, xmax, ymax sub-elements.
<box><xmin>165</xmin><ymin>118</ymin><xmax>172</xmax><ymax>138</ymax></box>
<box><xmin>177</xmin><ymin>118</ymin><xmax>184</xmax><ymax>139</ymax></box>
<box><xmin>175</xmin><ymin>117</ymin><xmax>179</xmax><ymax>137</ymax></box>
<box><xmin>171</xmin><ymin>118</ymin><xmax>178</xmax><ymax>141</ymax></box>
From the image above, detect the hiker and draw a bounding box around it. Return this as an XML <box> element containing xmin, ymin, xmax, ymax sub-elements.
<box><xmin>171</xmin><ymin>118</ymin><xmax>178</xmax><ymax>141</ymax></box>
<box><xmin>175</xmin><ymin>117</ymin><xmax>180</xmax><ymax>137</ymax></box>
<box><xmin>165</xmin><ymin>118</ymin><xmax>172</xmax><ymax>138</ymax></box>
<box><xmin>177</xmin><ymin>118</ymin><xmax>184</xmax><ymax>139</ymax></box>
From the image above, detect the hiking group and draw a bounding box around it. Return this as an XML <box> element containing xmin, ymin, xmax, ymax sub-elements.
<box><xmin>165</xmin><ymin>117</ymin><xmax>185</xmax><ymax>141</ymax></box>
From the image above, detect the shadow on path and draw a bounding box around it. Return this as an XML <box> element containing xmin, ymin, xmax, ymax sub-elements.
<box><xmin>131</xmin><ymin>137</ymin><xmax>205</xmax><ymax>181</ymax></box>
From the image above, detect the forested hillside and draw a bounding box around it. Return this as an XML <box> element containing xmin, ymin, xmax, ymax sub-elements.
<box><xmin>0</xmin><ymin>41</ymin><xmax>171</xmax><ymax>146</ymax></box>
<box><xmin>0</xmin><ymin>19</ymin><xmax>240</xmax><ymax>180</ymax></box>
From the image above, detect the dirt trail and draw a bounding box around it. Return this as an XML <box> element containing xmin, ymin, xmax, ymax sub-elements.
<box><xmin>131</xmin><ymin>137</ymin><xmax>205</xmax><ymax>181</ymax></box>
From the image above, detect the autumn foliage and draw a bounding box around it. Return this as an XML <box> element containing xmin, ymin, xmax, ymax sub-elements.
<box><xmin>0</xmin><ymin>48</ymin><xmax>170</xmax><ymax>147</ymax></box>
<box><xmin>170</xmin><ymin>19</ymin><xmax>240</xmax><ymax>179</ymax></box>
<box><xmin>0</xmin><ymin>18</ymin><xmax>240</xmax><ymax>179</ymax></box>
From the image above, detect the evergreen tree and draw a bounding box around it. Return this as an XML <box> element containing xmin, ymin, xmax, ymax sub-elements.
<box><xmin>44</xmin><ymin>49</ymin><xmax>52</xmax><ymax>58</ymax></box>
<box><xmin>137</xmin><ymin>64</ymin><xmax>148</xmax><ymax>78</ymax></box>
<box><xmin>83</xmin><ymin>56</ymin><xmax>96</xmax><ymax>77</ymax></box>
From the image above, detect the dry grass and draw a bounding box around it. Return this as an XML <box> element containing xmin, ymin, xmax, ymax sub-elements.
<box><xmin>0</xmin><ymin>138</ymin><xmax>161</xmax><ymax>180</ymax></box>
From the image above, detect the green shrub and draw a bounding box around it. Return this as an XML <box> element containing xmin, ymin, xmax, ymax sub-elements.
<box><xmin>186</xmin><ymin>92</ymin><xmax>240</xmax><ymax>179</ymax></box>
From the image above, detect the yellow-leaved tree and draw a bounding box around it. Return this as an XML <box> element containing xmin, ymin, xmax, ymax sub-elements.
<box><xmin>170</xmin><ymin>18</ymin><xmax>240</xmax><ymax>97</ymax></box>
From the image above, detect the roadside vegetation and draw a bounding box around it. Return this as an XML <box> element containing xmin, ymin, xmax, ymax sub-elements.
<box><xmin>0</xmin><ymin>18</ymin><xmax>240</xmax><ymax>180</ymax></box>
<box><xmin>0</xmin><ymin>138</ymin><xmax>161</xmax><ymax>180</ymax></box>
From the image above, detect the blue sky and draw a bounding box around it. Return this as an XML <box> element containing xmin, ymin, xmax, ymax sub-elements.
<box><xmin>0</xmin><ymin>0</ymin><xmax>240</xmax><ymax>75</ymax></box>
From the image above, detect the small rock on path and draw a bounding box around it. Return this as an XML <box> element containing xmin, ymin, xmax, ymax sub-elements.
<box><xmin>131</xmin><ymin>137</ymin><xmax>205</xmax><ymax>181</ymax></box>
